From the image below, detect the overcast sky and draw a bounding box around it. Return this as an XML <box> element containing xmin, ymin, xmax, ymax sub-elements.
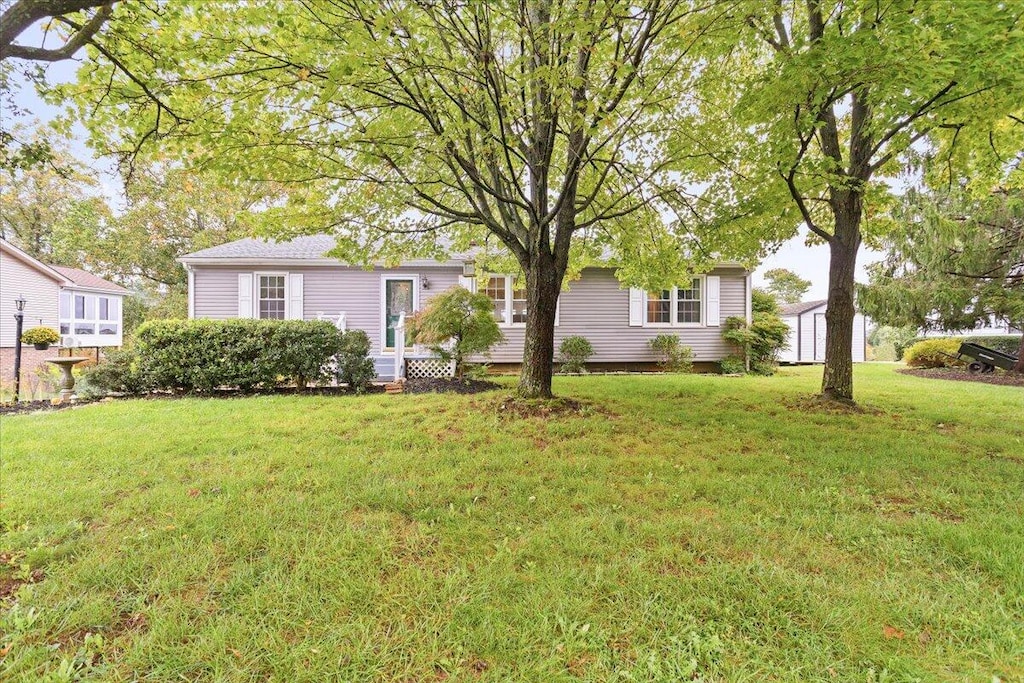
<box><xmin>7</xmin><ymin>40</ymin><xmax>882</xmax><ymax>302</ymax></box>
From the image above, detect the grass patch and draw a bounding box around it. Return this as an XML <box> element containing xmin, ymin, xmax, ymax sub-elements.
<box><xmin>1</xmin><ymin>365</ymin><xmax>1022</xmax><ymax>681</ymax></box>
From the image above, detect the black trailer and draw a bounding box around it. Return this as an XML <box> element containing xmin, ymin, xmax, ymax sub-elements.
<box><xmin>956</xmin><ymin>342</ymin><xmax>1019</xmax><ymax>373</ymax></box>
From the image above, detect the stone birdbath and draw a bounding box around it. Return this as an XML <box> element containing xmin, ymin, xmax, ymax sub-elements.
<box><xmin>46</xmin><ymin>357</ymin><xmax>90</xmax><ymax>403</ymax></box>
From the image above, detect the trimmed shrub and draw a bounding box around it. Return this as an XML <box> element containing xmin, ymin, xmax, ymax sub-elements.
<box><xmin>558</xmin><ymin>336</ymin><xmax>594</xmax><ymax>373</ymax></box>
<box><xmin>80</xmin><ymin>347</ymin><xmax>149</xmax><ymax>395</ymax></box>
<box><xmin>903</xmin><ymin>338</ymin><xmax>964</xmax><ymax>368</ymax></box>
<box><xmin>407</xmin><ymin>286</ymin><xmax>503</xmax><ymax>378</ymax></box>
<box><xmin>649</xmin><ymin>334</ymin><xmax>694</xmax><ymax>373</ymax></box>
<box><xmin>337</xmin><ymin>329</ymin><xmax>376</xmax><ymax>393</ymax></box>
<box><xmin>899</xmin><ymin>334</ymin><xmax>1021</xmax><ymax>360</ymax></box>
<box><xmin>88</xmin><ymin>319</ymin><xmax>349</xmax><ymax>393</ymax></box>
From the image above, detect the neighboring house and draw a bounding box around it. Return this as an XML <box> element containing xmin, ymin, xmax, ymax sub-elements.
<box><xmin>777</xmin><ymin>299</ymin><xmax>867</xmax><ymax>364</ymax></box>
<box><xmin>179</xmin><ymin>235</ymin><xmax>753</xmax><ymax>379</ymax></box>
<box><xmin>0</xmin><ymin>239</ymin><xmax>128</xmax><ymax>380</ymax></box>
<box><xmin>919</xmin><ymin>315</ymin><xmax>1022</xmax><ymax>338</ymax></box>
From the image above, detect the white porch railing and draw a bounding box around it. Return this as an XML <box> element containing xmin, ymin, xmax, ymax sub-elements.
<box><xmin>394</xmin><ymin>312</ymin><xmax>406</xmax><ymax>380</ymax></box>
<box><xmin>316</xmin><ymin>311</ymin><xmax>347</xmax><ymax>331</ymax></box>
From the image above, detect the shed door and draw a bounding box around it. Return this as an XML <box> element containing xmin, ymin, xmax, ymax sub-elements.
<box><xmin>814</xmin><ymin>313</ymin><xmax>826</xmax><ymax>361</ymax></box>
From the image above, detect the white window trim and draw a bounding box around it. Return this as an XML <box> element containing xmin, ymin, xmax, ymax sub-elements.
<box><xmin>380</xmin><ymin>274</ymin><xmax>419</xmax><ymax>354</ymax></box>
<box><xmin>58</xmin><ymin>290</ymin><xmax>123</xmax><ymax>345</ymax></box>
<box><xmin>484</xmin><ymin>274</ymin><xmax>523</xmax><ymax>328</ymax></box>
<box><xmin>643</xmin><ymin>276</ymin><xmax>706</xmax><ymax>328</ymax></box>
<box><xmin>254</xmin><ymin>272</ymin><xmax>289</xmax><ymax>320</ymax></box>
<box><xmin>484</xmin><ymin>273</ymin><xmax>560</xmax><ymax>328</ymax></box>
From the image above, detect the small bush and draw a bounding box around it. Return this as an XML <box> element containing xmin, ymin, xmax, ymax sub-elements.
<box><xmin>722</xmin><ymin>313</ymin><xmax>789</xmax><ymax>375</ymax></box>
<box><xmin>649</xmin><ymin>334</ymin><xmax>694</xmax><ymax>373</ymax></box>
<box><xmin>719</xmin><ymin>356</ymin><xmax>746</xmax><ymax>374</ymax></box>
<box><xmin>81</xmin><ymin>347</ymin><xmax>149</xmax><ymax>395</ymax></box>
<box><xmin>558</xmin><ymin>336</ymin><xmax>594</xmax><ymax>373</ymax></box>
<box><xmin>408</xmin><ymin>286</ymin><xmax>503</xmax><ymax>378</ymax></box>
<box><xmin>903</xmin><ymin>338</ymin><xmax>964</xmax><ymax>368</ymax></box>
<box><xmin>337</xmin><ymin>329</ymin><xmax>376</xmax><ymax>392</ymax></box>
<box><xmin>20</xmin><ymin>326</ymin><xmax>60</xmax><ymax>345</ymax></box>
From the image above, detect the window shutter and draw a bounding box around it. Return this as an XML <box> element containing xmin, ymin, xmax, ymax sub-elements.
<box><xmin>554</xmin><ymin>295</ymin><xmax>560</xmax><ymax>326</ymax></box>
<box><xmin>238</xmin><ymin>273</ymin><xmax>253</xmax><ymax>318</ymax></box>
<box><xmin>458</xmin><ymin>275</ymin><xmax>476</xmax><ymax>292</ymax></box>
<box><xmin>705</xmin><ymin>275</ymin><xmax>721</xmax><ymax>327</ymax></box>
<box><xmin>288</xmin><ymin>273</ymin><xmax>304</xmax><ymax>319</ymax></box>
<box><xmin>628</xmin><ymin>288</ymin><xmax>644</xmax><ymax>327</ymax></box>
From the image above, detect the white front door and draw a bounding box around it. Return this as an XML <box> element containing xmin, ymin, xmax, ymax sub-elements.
<box><xmin>814</xmin><ymin>313</ymin><xmax>826</xmax><ymax>361</ymax></box>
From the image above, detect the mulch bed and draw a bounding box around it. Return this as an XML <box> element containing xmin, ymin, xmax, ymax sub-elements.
<box><xmin>899</xmin><ymin>367</ymin><xmax>1024</xmax><ymax>387</ymax></box>
<box><xmin>403</xmin><ymin>377</ymin><xmax>503</xmax><ymax>394</ymax></box>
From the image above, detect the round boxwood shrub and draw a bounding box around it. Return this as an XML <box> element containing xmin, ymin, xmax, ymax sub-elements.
<box><xmin>649</xmin><ymin>334</ymin><xmax>694</xmax><ymax>373</ymax></box>
<box><xmin>558</xmin><ymin>336</ymin><xmax>594</xmax><ymax>374</ymax></box>
<box><xmin>903</xmin><ymin>338</ymin><xmax>964</xmax><ymax>368</ymax></box>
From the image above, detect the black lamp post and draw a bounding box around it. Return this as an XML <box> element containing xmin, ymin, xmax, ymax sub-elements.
<box><xmin>12</xmin><ymin>295</ymin><xmax>26</xmax><ymax>403</ymax></box>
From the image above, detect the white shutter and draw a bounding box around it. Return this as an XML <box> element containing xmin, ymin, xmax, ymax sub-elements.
<box><xmin>628</xmin><ymin>288</ymin><xmax>644</xmax><ymax>327</ymax></box>
<box><xmin>554</xmin><ymin>295</ymin><xmax>560</xmax><ymax>326</ymax></box>
<box><xmin>458</xmin><ymin>275</ymin><xmax>476</xmax><ymax>292</ymax></box>
<box><xmin>238</xmin><ymin>273</ymin><xmax>254</xmax><ymax>318</ymax></box>
<box><xmin>288</xmin><ymin>273</ymin><xmax>304</xmax><ymax>320</ymax></box>
<box><xmin>705</xmin><ymin>275</ymin><xmax>721</xmax><ymax>327</ymax></box>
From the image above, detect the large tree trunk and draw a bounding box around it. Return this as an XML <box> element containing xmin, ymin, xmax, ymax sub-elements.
<box><xmin>517</xmin><ymin>250</ymin><xmax>562</xmax><ymax>399</ymax></box>
<box><xmin>821</xmin><ymin>199</ymin><xmax>862</xmax><ymax>402</ymax></box>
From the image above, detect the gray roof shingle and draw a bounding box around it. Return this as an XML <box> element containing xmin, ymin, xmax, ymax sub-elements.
<box><xmin>182</xmin><ymin>235</ymin><xmax>340</xmax><ymax>260</ymax></box>
<box><xmin>779</xmin><ymin>299</ymin><xmax>828</xmax><ymax>316</ymax></box>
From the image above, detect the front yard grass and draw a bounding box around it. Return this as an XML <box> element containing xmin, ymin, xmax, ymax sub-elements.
<box><xmin>1</xmin><ymin>364</ymin><xmax>1022</xmax><ymax>681</ymax></box>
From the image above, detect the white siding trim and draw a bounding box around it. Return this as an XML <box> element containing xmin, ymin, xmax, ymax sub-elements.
<box><xmin>457</xmin><ymin>275</ymin><xmax>476</xmax><ymax>292</ymax></box>
<box><xmin>237</xmin><ymin>273</ymin><xmax>253</xmax><ymax>318</ymax></box>
<box><xmin>744</xmin><ymin>273</ymin><xmax>752</xmax><ymax>325</ymax></box>
<box><xmin>380</xmin><ymin>274</ymin><xmax>419</xmax><ymax>354</ymax></box>
<box><xmin>287</xmin><ymin>273</ymin><xmax>304</xmax><ymax>320</ymax></box>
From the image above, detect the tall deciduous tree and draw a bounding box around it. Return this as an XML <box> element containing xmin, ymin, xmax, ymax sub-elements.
<box><xmin>62</xmin><ymin>0</ymin><xmax>738</xmax><ymax>398</ymax></box>
<box><xmin>762</xmin><ymin>268</ymin><xmax>811</xmax><ymax>305</ymax></box>
<box><xmin>696</xmin><ymin>0</ymin><xmax>1024</xmax><ymax>401</ymax></box>
<box><xmin>860</xmin><ymin>186</ymin><xmax>1024</xmax><ymax>371</ymax></box>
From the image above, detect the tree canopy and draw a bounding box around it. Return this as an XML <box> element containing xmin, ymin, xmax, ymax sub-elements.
<box><xmin>691</xmin><ymin>0</ymin><xmax>1024</xmax><ymax>400</ymax></box>
<box><xmin>60</xmin><ymin>0</ymin><xmax>748</xmax><ymax>398</ymax></box>
<box><xmin>762</xmin><ymin>268</ymin><xmax>811</xmax><ymax>305</ymax></box>
<box><xmin>859</xmin><ymin>185</ymin><xmax>1024</xmax><ymax>369</ymax></box>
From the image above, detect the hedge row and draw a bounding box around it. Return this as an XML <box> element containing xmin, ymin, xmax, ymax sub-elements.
<box><xmin>85</xmin><ymin>319</ymin><xmax>376</xmax><ymax>394</ymax></box>
<box><xmin>901</xmin><ymin>334</ymin><xmax>1021</xmax><ymax>360</ymax></box>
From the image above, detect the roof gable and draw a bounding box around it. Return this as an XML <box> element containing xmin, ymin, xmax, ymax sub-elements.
<box><xmin>0</xmin><ymin>240</ymin><xmax>70</xmax><ymax>285</ymax></box>
<box><xmin>50</xmin><ymin>266</ymin><xmax>129</xmax><ymax>294</ymax></box>
<box><xmin>779</xmin><ymin>299</ymin><xmax>828</xmax><ymax>316</ymax></box>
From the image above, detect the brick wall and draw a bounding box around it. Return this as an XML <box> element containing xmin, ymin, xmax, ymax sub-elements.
<box><xmin>0</xmin><ymin>346</ymin><xmax>104</xmax><ymax>401</ymax></box>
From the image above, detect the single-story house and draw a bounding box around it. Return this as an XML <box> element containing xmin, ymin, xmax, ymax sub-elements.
<box><xmin>777</xmin><ymin>299</ymin><xmax>867</xmax><ymax>364</ymax></box>
<box><xmin>179</xmin><ymin>235</ymin><xmax>753</xmax><ymax>379</ymax></box>
<box><xmin>919</xmin><ymin>315</ymin><xmax>1022</xmax><ymax>338</ymax></box>
<box><xmin>1</xmin><ymin>239</ymin><xmax>128</xmax><ymax>380</ymax></box>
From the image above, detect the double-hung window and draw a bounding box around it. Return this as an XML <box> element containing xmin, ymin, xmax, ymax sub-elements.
<box><xmin>646</xmin><ymin>278</ymin><xmax>703</xmax><ymax>326</ymax></box>
<box><xmin>485</xmin><ymin>274</ymin><xmax>531</xmax><ymax>326</ymax></box>
<box><xmin>257</xmin><ymin>275</ymin><xmax>286</xmax><ymax>319</ymax></box>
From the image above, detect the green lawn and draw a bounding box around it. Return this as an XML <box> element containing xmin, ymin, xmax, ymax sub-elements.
<box><xmin>1</xmin><ymin>365</ymin><xmax>1022</xmax><ymax>682</ymax></box>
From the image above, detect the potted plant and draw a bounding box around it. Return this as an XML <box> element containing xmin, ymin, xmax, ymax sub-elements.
<box><xmin>21</xmin><ymin>326</ymin><xmax>61</xmax><ymax>350</ymax></box>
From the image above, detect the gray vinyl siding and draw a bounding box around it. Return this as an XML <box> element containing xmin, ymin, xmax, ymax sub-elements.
<box><xmin>192</xmin><ymin>265</ymin><xmax>461</xmax><ymax>355</ymax></box>
<box><xmin>483</xmin><ymin>266</ymin><xmax>747</xmax><ymax>363</ymax></box>
<box><xmin>191</xmin><ymin>263</ymin><xmax>747</xmax><ymax>365</ymax></box>
<box><xmin>0</xmin><ymin>250</ymin><xmax>61</xmax><ymax>347</ymax></box>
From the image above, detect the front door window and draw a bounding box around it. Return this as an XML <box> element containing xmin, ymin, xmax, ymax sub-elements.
<box><xmin>385</xmin><ymin>279</ymin><xmax>414</xmax><ymax>349</ymax></box>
